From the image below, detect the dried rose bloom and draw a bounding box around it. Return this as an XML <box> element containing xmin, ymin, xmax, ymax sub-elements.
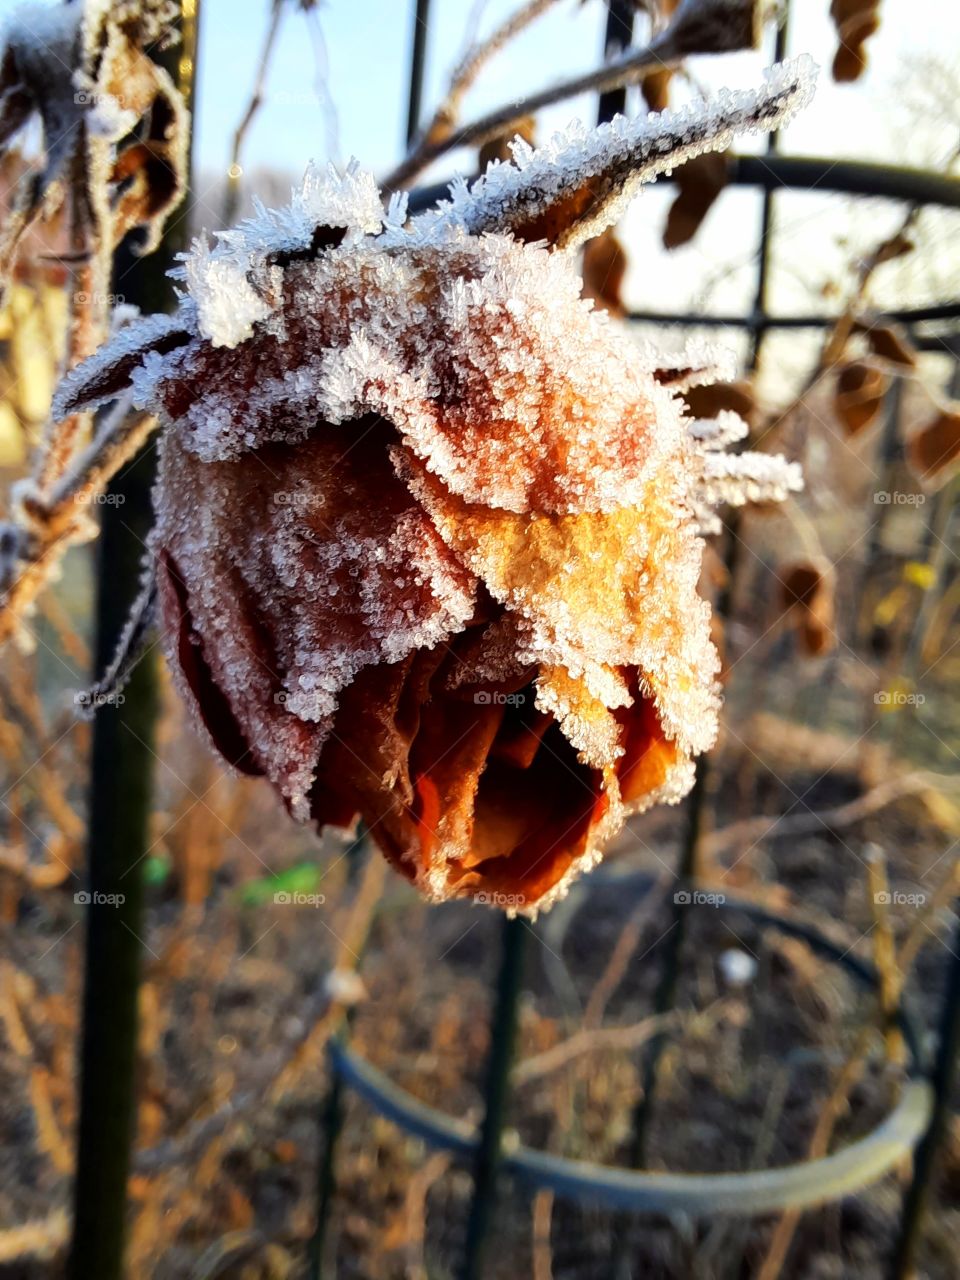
<box><xmin>55</xmin><ymin>60</ymin><xmax>812</xmax><ymax>914</ymax></box>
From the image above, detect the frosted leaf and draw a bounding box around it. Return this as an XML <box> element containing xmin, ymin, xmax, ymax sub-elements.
<box><xmin>395</xmin><ymin>56</ymin><xmax>817</xmax><ymax>249</ymax></box>
<box><xmin>699</xmin><ymin>449</ymin><xmax>804</xmax><ymax>506</ymax></box>
<box><xmin>687</xmin><ymin>408</ymin><xmax>750</xmax><ymax>449</ymax></box>
<box><xmin>173</xmin><ymin>160</ymin><xmax>386</xmax><ymax>349</ymax></box>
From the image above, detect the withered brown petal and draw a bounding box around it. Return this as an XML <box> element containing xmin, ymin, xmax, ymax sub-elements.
<box><xmin>907</xmin><ymin>406</ymin><xmax>960</xmax><ymax>488</ymax></box>
<box><xmin>663</xmin><ymin>150</ymin><xmax>729</xmax><ymax>250</ymax></box>
<box><xmin>834</xmin><ymin>360</ymin><xmax>889</xmax><ymax>435</ymax></box>
<box><xmin>581</xmin><ymin>227</ymin><xmax>627</xmax><ymax>318</ymax></box>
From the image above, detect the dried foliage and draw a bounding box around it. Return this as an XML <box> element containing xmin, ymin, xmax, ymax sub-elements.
<box><xmin>663</xmin><ymin>149</ymin><xmax>729</xmax><ymax>249</ymax></box>
<box><xmin>580</xmin><ymin>226</ymin><xmax>628</xmax><ymax>317</ymax></box>
<box><xmin>855</xmin><ymin>318</ymin><xmax>918</xmax><ymax>368</ymax></box>
<box><xmin>0</xmin><ymin>0</ymin><xmax>189</xmax><ymax>649</ymax></box>
<box><xmin>907</xmin><ymin>401</ymin><xmax>960</xmax><ymax>488</ymax></box>
<box><xmin>780</xmin><ymin>560</ymin><xmax>837</xmax><ymax>656</ymax></box>
<box><xmin>830</xmin><ymin>0</ymin><xmax>883</xmax><ymax>83</ymax></box>
<box><xmin>682</xmin><ymin>378</ymin><xmax>756</xmax><ymax>426</ymax></box>
<box><xmin>833</xmin><ymin>358</ymin><xmax>889</xmax><ymax>435</ymax></box>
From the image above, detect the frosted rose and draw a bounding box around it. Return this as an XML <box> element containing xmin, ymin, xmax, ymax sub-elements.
<box><xmin>55</xmin><ymin>60</ymin><xmax>812</xmax><ymax>913</ymax></box>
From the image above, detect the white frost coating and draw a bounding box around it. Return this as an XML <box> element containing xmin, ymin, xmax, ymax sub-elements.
<box><xmin>176</xmin><ymin>160</ymin><xmax>388</xmax><ymax>348</ymax></box>
<box><xmin>183</xmin><ymin>237</ymin><xmax>273</xmax><ymax>349</ymax></box>
<box><xmin>51</xmin><ymin>310</ymin><xmax>190</xmax><ymax>420</ymax></box>
<box><xmin>49</xmin><ymin>54</ymin><xmax>817</xmax><ymax>909</ymax></box>
<box><xmin>392</xmin><ymin>55</ymin><xmax>817</xmax><ymax>249</ymax></box>
<box><xmin>700</xmin><ymin>449</ymin><xmax>804</xmax><ymax>505</ymax></box>
<box><xmin>687</xmin><ymin>409</ymin><xmax>750</xmax><ymax>448</ymax></box>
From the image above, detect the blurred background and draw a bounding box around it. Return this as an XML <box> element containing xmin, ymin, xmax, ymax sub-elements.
<box><xmin>0</xmin><ymin>1</ymin><xmax>958</xmax><ymax>1277</ymax></box>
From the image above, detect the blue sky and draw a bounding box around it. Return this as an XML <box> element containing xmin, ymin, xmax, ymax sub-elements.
<box><xmin>2</xmin><ymin>0</ymin><xmax>957</xmax><ymax>392</ymax></box>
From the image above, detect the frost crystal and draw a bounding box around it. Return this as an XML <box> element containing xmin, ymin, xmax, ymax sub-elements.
<box><xmin>54</xmin><ymin>57</ymin><xmax>815</xmax><ymax>914</ymax></box>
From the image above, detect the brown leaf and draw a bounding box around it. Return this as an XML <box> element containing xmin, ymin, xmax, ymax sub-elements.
<box><xmin>906</xmin><ymin>405</ymin><xmax>960</xmax><ymax>487</ymax></box>
<box><xmin>781</xmin><ymin>561</ymin><xmax>836</xmax><ymax>656</ymax></box>
<box><xmin>581</xmin><ymin>227</ymin><xmax>627</xmax><ymax>318</ymax></box>
<box><xmin>834</xmin><ymin>360</ymin><xmax>889</xmax><ymax>435</ymax></box>
<box><xmin>855</xmin><ymin>320</ymin><xmax>917</xmax><ymax>368</ymax></box>
<box><xmin>830</xmin><ymin>0</ymin><xmax>881</xmax><ymax>83</ymax></box>
<box><xmin>641</xmin><ymin>67</ymin><xmax>673</xmax><ymax>113</ymax></box>
<box><xmin>663</xmin><ymin>151</ymin><xmax>728</xmax><ymax>249</ymax></box>
<box><xmin>873</xmin><ymin>231</ymin><xmax>914</xmax><ymax>265</ymax></box>
<box><xmin>683</xmin><ymin>378</ymin><xmax>755</xmax><ymax>425</ymax></box>
<box><xmin>469</xmin><ymin>59</ymin><xmax>811</xmax><ymax>250</ymax></box>
<box><xmin>478</xmin><ymin>117</ymin><xmax>536</xmax><ymax>170</ymax></box>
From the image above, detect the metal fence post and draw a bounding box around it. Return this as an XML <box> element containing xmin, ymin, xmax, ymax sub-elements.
<box><xmin>461</xmin><ymin>914</ymin><xmax>528</xmax><ymax>1280</ymax></box>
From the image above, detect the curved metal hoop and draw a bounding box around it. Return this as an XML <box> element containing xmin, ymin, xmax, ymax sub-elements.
<box><xmin>329</xmin><ymin>890</ymin><xmax>934</xmax><ymax>1217</ymax></box>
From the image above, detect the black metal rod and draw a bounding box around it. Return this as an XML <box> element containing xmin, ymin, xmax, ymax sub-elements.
<box><xmin>729</xmin><ymin>154</ymin><xmax>960</xmax><ymax>209</ymax></box>
<box><xmin>461</xmin><ymin>914</ymin><xmax>528</xmax><ymax>1280</ymax></box>
<box><xmin>310</xmin><ymin>1031</ymin><xmax>349</xmax><ymax>1280</ymax></box>
<box><xmin>747</xmin><ymin>5</ymin><xmax>790</xmax><ymax>368</ymax></box>
<box><xmin>597</xmin><ymin>0</ymin><xmax>636</xmax><ymax>125</ymax></box>
<box><xmin>623</xmin><ymin>300</ymin><xmax>960</xmax><ymax>330</ymax></box>
<box><xmin>68</xmin><ymin>7</ymin><xmax>199</xmax><ymax>1276</ymax></box>
<box><xmin>627</xmin><ymin>761</ymin><xmax>709</xmax><ymax>1170</ymax></box>
<box><xmin>891</xmin><ymin>904</ymin><xmax>960</xmax><ymax>1280</ymax></box>
<box><xmin>405</xmin><ymin>0</ymin><xmax>432</xmax><ymax>147</ymax></box>
<box><xmin>68</xmin><ymin>456</ymin><xmax>159</xmax><ymax>1280</ymax></box>
<box><xmin>407</xmin><ymin>156</ymin><xmax>960</xmax><ymax>217</ymax></box>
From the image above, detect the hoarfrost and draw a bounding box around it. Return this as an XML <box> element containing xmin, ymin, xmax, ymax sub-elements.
<box><xmin>52</xmin><ymin>56</ymin><xmax>816</xmax><ymax>908</ymax></box>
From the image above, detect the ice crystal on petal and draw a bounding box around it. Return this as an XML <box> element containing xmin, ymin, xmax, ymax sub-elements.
<box><xmin>52</xmin><ymin>57</ymin><xmax>816</xmax><ymax>913</ymax></box>
<box><xmin>700</xmin><ymin>449</ymin><xmax>803</xmax><ymax>506</ymax></box>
